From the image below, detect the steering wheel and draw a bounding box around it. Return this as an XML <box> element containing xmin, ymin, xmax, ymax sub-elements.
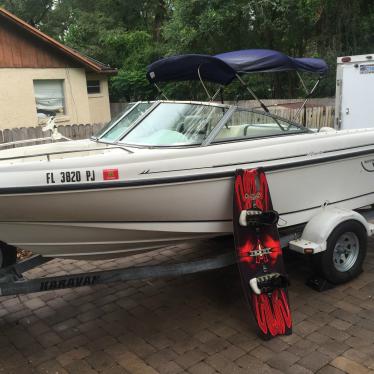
<box><xmin>197</xmin><ymin>120</ymin><xmax>209</xmax><ymax>135</ymax></box>
<box><xmin>176</xmin><ymin>122</ymin><xmax>185</xmax><ymax>133</ymax></box>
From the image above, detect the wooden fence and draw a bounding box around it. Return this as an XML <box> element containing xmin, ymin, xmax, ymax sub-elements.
<box><xmin>0</xmin><ymin>123</ymin><xmax>105</xmax><ymax>148</ymax></box>
<box><xmin>270</xmin><ymin>106</ymin><xmax>335</xmax><ymax>128</ymax></box>
<box><xmin>109</xmin><ymin>98</ymin><xmax>335</xmax><ymax>117</ymax></box>
<box><xmin>230</xmin><ymin>99</ymin><xmax>335</xmax><ymax>128</ymax></box>
<box><xmin>0</xmin><ymin>99</ymin><xmax>335</xmax><ymax>148</ymax></box>
<box><xmin>110</xmin><ymin>100</ymin><xmax>336</xmax><ymax>129</ymax></box>
<box><xmin>226</xmin><ymin>97</ymin><xmax>335</xmax><ymax>108</ymax></box>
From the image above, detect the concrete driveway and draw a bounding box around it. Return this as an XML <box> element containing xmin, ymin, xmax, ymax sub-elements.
<box><xmin>0</xmin><ymin>237</ymin><xmax>373</xmax><ymax>374</ymax></box>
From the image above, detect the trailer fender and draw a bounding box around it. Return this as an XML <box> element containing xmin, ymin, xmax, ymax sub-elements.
<box><xmin>288</xmin><ymin>207</ymin><xmax>374</xmax><ymax>254</ymax></box>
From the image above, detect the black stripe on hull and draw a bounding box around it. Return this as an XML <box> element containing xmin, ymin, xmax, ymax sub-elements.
<box><xmin>0</xmin><ymin>147</ymin><xmax>374</xmax><ymax>194</ymax></box>
<box><xmin>279</xmin><ymin>191</ymin><xmax>374</xmax><ymax>216</ymax></box>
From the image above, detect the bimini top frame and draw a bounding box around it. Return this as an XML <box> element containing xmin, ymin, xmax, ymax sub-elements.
<box><xmin>146</xmin><ymin>49</ymin><xmax>328</xmax><ymax>117</ymax></box>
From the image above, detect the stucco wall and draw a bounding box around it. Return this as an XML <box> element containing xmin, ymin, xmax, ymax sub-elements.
<box><xmin>0</xmin><ymin>68</ymin><xmax>110</xmax><ymax>129</ymax></box>
<box><xmin>86</xmin><ymin>73</ymin><xmax>111</xmax><ymax>124</ymax></box>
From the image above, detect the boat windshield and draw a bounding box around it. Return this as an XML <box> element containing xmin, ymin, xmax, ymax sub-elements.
<box><xmin>96</xmin><ymin>102</ymin><xmax>153</xmax><ymax>141</ymax></box>
<box><xmin>212</xmin><ymin>108</ymin><xmax>308</xmax><ymax>143</ymax></box>
<box><xmin>119</xmin><ymin>102</ymin><xmax>228</xmax><ymax>146</ymax></box>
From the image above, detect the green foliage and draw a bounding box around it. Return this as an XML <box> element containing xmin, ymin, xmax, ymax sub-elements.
<box><xmin>163</xmin><ymin>0</ymin><xmax>254</xmax><ymax>54</ymax></box>
<box><xmin>110</xmin><ymin>69</ymin><xmax>156</xmax><ymax>102</ymax></box>
<box><xmin>47</xmin><ymin>0</ymin><xmax>169</xmax><ymax>101</ymax></box>
<box><xmin>0</xmin><ymin>0</ymin><xmax>54</xmax><ymax>26</ymax></box>
<box><xmin>1</xmin><ymin>0</ymin><xmax>373</xmax><ymax>101</ymax></box>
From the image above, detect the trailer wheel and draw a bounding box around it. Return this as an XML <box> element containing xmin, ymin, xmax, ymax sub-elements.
<box><xmin>313</xmin><ymin>220</ymin><xmax>367</xmax><ymax>284</ymax></box>
<box><xmin>0</xmin><ymin>243</ymin><xmax>17</xmax><ymax>268</ymax></box>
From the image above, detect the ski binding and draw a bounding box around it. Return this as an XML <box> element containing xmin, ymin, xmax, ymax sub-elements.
<box><xmin>239</xmin><ymin>209</ymin><xmax>279</xmax><ymax>227</ymax></box>
<box><xmin>249</xmin><ymin>273</ymin><xmax>289</xmax><ymax>295</ymax></box>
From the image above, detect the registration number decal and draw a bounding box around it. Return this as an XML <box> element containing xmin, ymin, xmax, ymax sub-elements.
<box><xmin>46</xmin><ymin>170</ymin><xmax>96</xmax><ymax>184</ymax></box>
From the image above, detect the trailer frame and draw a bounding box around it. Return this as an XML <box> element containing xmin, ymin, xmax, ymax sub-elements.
<box><xmin>0</xmin><ymin>207</ymin><xmax>372</xmax><ymax>298</ymax></box>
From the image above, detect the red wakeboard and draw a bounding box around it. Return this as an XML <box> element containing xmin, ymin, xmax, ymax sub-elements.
<box><xmin>233</xmin><ymin>168</ymin><xmax>292</xmax><ymax>339</ymax></box>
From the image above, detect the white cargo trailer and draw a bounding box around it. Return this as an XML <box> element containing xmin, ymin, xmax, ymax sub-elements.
<box><xmin>335</xmin><ymin>54</ymin><xmax>374</xmax><ymax>130</ymax></box>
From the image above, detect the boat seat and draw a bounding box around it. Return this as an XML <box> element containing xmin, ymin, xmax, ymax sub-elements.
<box><xmin>244</xmin><ymin>123</ymin><xmax>282</xmax><ymax>137</ymax></box>
<box><xmin>217</xmin><ymin>125</ymin><xmax>245</xmax><ymax>139</ymax></box>
<box><xmin>217</xmin><ymin>123</ymin><xmax>281</xmax><ymax>140</ymax></box>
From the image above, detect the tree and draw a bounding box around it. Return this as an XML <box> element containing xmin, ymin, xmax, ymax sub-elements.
<box><xmin>0</xmin><ymin>0</ymin><xmax>55</xmax><ymax>27</ymax></box>
<box><xmin>1</xmin><ymin>0</ymin><xmax>373</xmax><ymax>101</ymax></box>
<box><xmin>48</xmin><ymin>0</ymin><xmax>169</xmax><ymax>101</ymax></box>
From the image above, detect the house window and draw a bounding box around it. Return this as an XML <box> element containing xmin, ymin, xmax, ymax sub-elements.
<box><xmin>33</xmin><ymin>80</ymin><xmax>65</xmax><ymax>117</ymax></box>
<box><xmin>87</xmin><ymin>80</ymin><xmax>101</xmax><ymax>94</ymax></box>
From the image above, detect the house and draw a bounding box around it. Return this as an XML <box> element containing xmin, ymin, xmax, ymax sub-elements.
<box><xmin>0</xmin><ymin>8</ymin><xmax>117</xmax><ymax>129</ymax></box>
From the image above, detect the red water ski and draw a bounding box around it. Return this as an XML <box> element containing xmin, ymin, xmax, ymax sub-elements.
<box><xmin>233</xmin><ymin>168</ymin><xmax>292</xmax><ymax>339</ymax></box>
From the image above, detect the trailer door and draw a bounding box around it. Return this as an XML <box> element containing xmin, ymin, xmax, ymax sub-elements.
<box><xmin>340</xmin><ymin>63</ymin><xmax>374</xmax><ymax>129</ymax></box>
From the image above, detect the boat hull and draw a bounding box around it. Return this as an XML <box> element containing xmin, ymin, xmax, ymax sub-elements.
<box><xmin>1</xmin><ymin>151</ymin><xmax>374</xmax><ymax>259</ymax></box>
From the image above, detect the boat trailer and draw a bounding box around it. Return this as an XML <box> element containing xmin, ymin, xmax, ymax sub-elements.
<box><xmin>0</xmin><ymin>251</ymin><xmax>237</xmax><ymax>297</ymax></box>
<box><xmin>0</xmin><ymin>206</ymin><xmax>373</xmax><ymax>297</ymax></box>
<box><xmin>0</xmin><ymin>233</ymin><xmax>302</xmax><ymax>297</ymax></box>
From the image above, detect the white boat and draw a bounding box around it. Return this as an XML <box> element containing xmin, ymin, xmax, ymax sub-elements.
<box><xmin>1</xmin><ymin>49</ymin><xmax>374</xmax><ymax>260</ymax></box>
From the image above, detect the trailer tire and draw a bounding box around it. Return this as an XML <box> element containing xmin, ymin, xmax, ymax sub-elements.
<box><xmin>313</xmin><ymin>220</ymin><xmax>367</xmax><ymax>284</ymax></box>
<box><xmin>0</xmin><ymin>243</ymin><xmax>17</xmax><ymax>268</ymax></box>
